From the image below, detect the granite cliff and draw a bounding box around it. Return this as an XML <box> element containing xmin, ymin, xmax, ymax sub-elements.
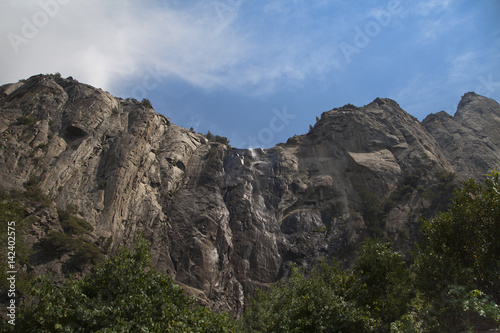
<box><xmin>1</xmin><ymin>74</ymin><xmax>499</xmax><ymax>312</ymax></box>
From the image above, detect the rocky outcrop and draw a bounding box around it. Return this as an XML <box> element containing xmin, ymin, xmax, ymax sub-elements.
<box><xmin>422</xmin><ymin>92</ymin><xmax>500</xmax><ymax>180</ymax></box>
<box><xmin>1</xmin><ymin>75</ymin><xmax>499</xmax><ymax>313</ymax></box>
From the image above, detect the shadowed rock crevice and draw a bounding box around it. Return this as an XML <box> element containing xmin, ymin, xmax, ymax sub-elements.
<box><xmin>1</xmin><ymin>75</ymin><xmax>500</xmax><ymax>313</ymax></box>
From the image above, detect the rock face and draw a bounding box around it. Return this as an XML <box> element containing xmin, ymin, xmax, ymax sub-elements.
<box><xmin>422</xmin><ymin>92</ymin><xmax>500</xmax><ymax>180</ymax></box>
<box><xmin>1</xmin><ymin>75</ymin><xmax>499</xmax><ymax>313</ymax></box>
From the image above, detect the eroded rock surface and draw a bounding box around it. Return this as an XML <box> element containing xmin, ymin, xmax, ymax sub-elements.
<box><xmin>1</xmin><ymin>75</ymin><xmax>499</xmax><ymax>312</ymax></box>
<box><xmin>423</xmin><ymin>92</ymin><xmax>500</xmax><ymax>180</ymax></box>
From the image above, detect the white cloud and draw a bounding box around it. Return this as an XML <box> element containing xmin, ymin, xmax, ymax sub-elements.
<box><xmin>407</xmin><ymin>0</ymin><xmax>473</xmax><ymax>44</ymax></box>
<box><xmin>0</xmin><ymin>0</ymin><xmax>347</xmax><ymax>96</ymax></box>
<box><xmin>448</xmin><ymin>51</ymin><xmax>478</xmax><ymax>81</ymax></box>
<box><xmin>1</xmin><ymin>0</ymin><xmax>144</xmax><ymax>87</ymax></box>
<box><xmin>0</xmin><ymin>0</ymin><xmax>249</xmax><ymax>89</ymax></box>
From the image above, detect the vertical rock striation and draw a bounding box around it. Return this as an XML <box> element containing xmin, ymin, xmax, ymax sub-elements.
<box><xmin>1</xmin><ymin>75</ymin><xmax>499</xmax><ymax>312</ymax></box>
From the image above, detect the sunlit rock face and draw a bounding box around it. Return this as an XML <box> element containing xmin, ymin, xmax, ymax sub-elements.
<box><xmin>1</xmin><ymin>75</ymin><xmax>499</xmax><ymax>312</ymax></box>
<box><xmin>422</xmin><ymin>92</ymin><xmax>500</xmax><ymax>180</ymax></box>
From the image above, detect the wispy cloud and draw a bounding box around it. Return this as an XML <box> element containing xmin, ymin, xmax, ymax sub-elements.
<box><xmin>0</xmin><ymin>1</ymin><xmax>241</xmax><ymax>88</ymax></box>
<box><xmin>414</xmin><ymin>0</ymin><xmax>451</xmax><ymax>16</ymax></box>
<box><xmin>0</xmin><ymin>0</ymin><xmax>346</xmax><ymax>96</ymax></box>
<box><xmin>448</xmin><ymin>51</ymin><xmax>478</xmax><ymax>81</ymax></box>
<box><xmin>392</xmin><ymin>47</ymin><xmax>497</xmax><ymax>119</ymax></box>
<box><xmin>407</xmin><ymin>0</ymin><xmax>468</xmax><ymax>42</ymax></box>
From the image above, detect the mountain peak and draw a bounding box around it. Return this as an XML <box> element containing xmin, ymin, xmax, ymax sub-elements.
<box><xmin>1</xmin><ymin>75</ymin><xmax>500</xmax><ymax>313</ymax></box>
<box><xmin>456</xmin><ymin>91</ymin><xmax>500</xmax><ymax>118</ymax></box>
<box><xmin>422</xmin><ymin>92</ymin><xmax>500</xmax><ymax>180</ymax></box>
<box><xmin>457</xmin><ymin>91</ymin><xmax>480</xmax><ymax>108</ymax></box>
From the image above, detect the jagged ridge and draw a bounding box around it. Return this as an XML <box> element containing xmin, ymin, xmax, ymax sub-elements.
<box><xmin>1</xmin><ymin>74</ymin><xmax>499</xmax><ymax>312</ymax></box>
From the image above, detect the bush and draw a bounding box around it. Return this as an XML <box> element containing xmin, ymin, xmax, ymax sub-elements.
<box><xmin>57</xmin><ymin>208</ymin><xmax>93</xmax><ymax>235</ymax></box>
<box><xmin>22</xmin><ymin>178</ymin><xmax>52</xmax><ymax>207</ymax></box>
<box><xmin>414</xmin><ymin>170</ymin><xmax>500</xmax><ymax>331</ymax></box>
<box><xmin>16</xmin><ymin>116</ymin><xmax>37</xmax><ymax>126</ymax></box>
<box><xmin>25</xmin><ymin>176</ymin><xmax>40</xmax><ymax>187</ymax></box>
<box><xmin>41</xmin><ymin>230</ymin><xmax>74</xmax><ymax>252</ymax></box>
<box><xmin>0</xmin><ymin>188</ymin><xmax>31</xmax><ymax>297</ymax></box>
<box><xmin>71</xmin><ymin>241</ymin><xmax>102</xmax><ymax>266</ymax></box>
<box><xmin>215</xmin><ymin>135</ymin><xmax>230</xmax><ymax>146</ymax></box>
<box><xmin>39</xmin><ymin>205</ymin><xmax>99</xmax><ymax>268</ymax></box>
<box><xmin>16</xmin><ymin>236</ymin><xmax>236</xmax><ymax>332</ymax></box>
<box><xmin>358</xmin><ymin>188</ymin><xmax>386</xmax><ymax>238</ymax></box>
<box><xmin>241</xmin><ymin>260</ymin><xmax>374</xmax><ymax>332</ymax></box>
<box><xmin>350</xmin><ymin>239</ymin><xmax>414</xmax><ymax>330</ymax></box>
<box><xmin>415</xmin><ymin>172</ymin><xmax>500</xmax><ymax>299</ymax></box>
<box><xmin>141</xmin><ymin>98</ymin><xmax>153</xmax><ymax>109</ymax></box>
<box><xmin>41</xmin><ymin>230</ymin><xmax>101</xmax><ymax>266</ymax></box>
<box><xmin>206</xmin><ymin>130</ymin><xmax>215</xmax><ymax>141</ymax></box>
<box><xmin>430</xmin><ymin>170</ymin><xmax>458</xmax><ymax>211</ymax></box>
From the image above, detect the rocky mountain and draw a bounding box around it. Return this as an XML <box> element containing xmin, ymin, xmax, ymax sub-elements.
<box><xmin>1</xmin><ymin>74</ymin><xmax>499</xmax><ymax>313</ymax></box>
<box><xmin>422</xmin><ymin>92</ymin><xmax>500</xmax><ymax>180</ymax></box>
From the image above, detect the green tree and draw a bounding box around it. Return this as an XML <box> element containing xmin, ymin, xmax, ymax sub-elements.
<box><xmin>0</xmin><ymin>187</ymin><xmax>33</xmax><ymax>297</ymax></box>
<box><xmin>414</xmin><ymin>171</ymin><xmax>500</xmax><ymax>331</ymax></box>
<box><xmin>240</xmin><ymin>260</ymin><xmax>374</xmax><ymax>333</ymax></box>
<box><xmin>358</xmin><ymin>189</ymin><xmax>386</xmax><ymax>238</ymax></box>
<box><xmin>350</xmin><ymin>239</ymin><xmax>414</xmax><ymax>332</ymax></box>
<box><xmin>415</xmin><ymin>171</ymin><xmax>500</xmax><ymax>299</ymax></box>
<box><xmin>214</xmin><ymin>135</ymin><xmax>230</xmax><ymax>146</ymax></box>
<box><xmin>206</xmin><ymin>131</ymin><xmax>215</xmax><ymax>142</ymax></box>
<box><xmin>141</xmin><ymin>98</ymin><xmax>153</xmax><ymax>109</ymax></box>
<box><xmin>14</xmin><ymin>236</ymin><xmax>236</xmax><ymax>332</ymax></box>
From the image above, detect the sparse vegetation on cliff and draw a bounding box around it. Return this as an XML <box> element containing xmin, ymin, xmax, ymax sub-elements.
<box><xmin>206</xmin><ymin>130</ymin><xmax>231</xmax><ymax>146</ymax></box>
<box><xmin>141</xmin><ymin>98</ymin><xmax>153</xmax><ymax>109</ymax></box>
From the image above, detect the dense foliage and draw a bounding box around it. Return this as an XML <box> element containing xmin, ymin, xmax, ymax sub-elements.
<box><xmin>241</xmin><ymin>260</ymin><xmax>373</xmax><ymax>332</ymax></box>
<box><xmin>0</xmin><ymin>188</ymin><xmax>30</xmax><ymax>295</ymax></box>
<box><xmin>11</xmin><ymin>237</ymin><xmax>236</xmax><ymax>333</ymax></box>
<box><xmin>415</xmin><ymin>173</ymin><xmax>500</xmax><ymax>298</ymax></box>
<box><xmin>350</xmin><ymin>240</ymin><xmax>414</xmax><ymax>331</ymax></box>
<box><xmin>241</xmin><ymin>240</ymin><xmax>415</xmax><ymax>332</ymax></box>
<box><xmin>0</xmin><ymin>185</ymin><xmax>42</xmax><ymax>297</ymax></box>
<box><xmin>412</xmin><ymin>171</ymin><xmax>500</xmax><ymax>331</ymax></box>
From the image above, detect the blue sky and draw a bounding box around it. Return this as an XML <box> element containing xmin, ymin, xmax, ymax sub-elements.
<box><xmin>1</xmin><ymin>0</ymin><xmax>499</xmax><ymax>148</ymax></box>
